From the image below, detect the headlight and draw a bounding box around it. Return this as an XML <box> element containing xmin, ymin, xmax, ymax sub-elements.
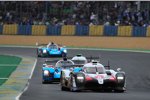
<box><xmin>63</xmin><ymin>49</ymin><xmax>67</xmax><ymax>53</ymax></box>
<box><xmin>77</xmin><ymin>75</ymin><xmax>84</xmax><ymax>83</ymax></box>
<box><xmin>77</xmin><ymin>76</ymin><xmax>84</xmax><ymax>80</ymax></box>
<box><xmin>43</xmin><ymin>50</ymin><xmax>47</xmax><ymax>53</ymax></box>
<box><xmin>117</xmin><ymin>76</ymin><xmax>124</xmax><ymax>80</ymax></box>
<box><xmin>43</xmin><ymin>70</ymin><xmax>49</xmax><ymax>76</ymax></box>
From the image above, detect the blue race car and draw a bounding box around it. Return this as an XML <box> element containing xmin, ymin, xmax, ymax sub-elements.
<box><xmin>42</xmin><ymin>58</ymin><xmax>74</xmax><ymax>84</ymax></box>
<box><xmin>37</xmin><ymin>42</ymin><xmax>67</xmax><ymax>57</ymax></box>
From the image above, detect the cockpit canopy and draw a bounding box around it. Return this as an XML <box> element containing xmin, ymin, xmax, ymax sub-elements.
<box><xmin>83</xmin><ymin>62</ymin><xmax>106</xmax><ymax>74</ymax></box>
<box><xmin>72</xmin><ymin>60</ymin><xmax>86</xmax><ymax>65</ymax></box>
<box><xmin>55</xmin><ymin>60</ymin><xmax>74</xmax><ymax>68</ymax></box>
<box><xmin>83</xmin><ymin>66</ymin><xmax>105</xmax><ymax>74</ymax></box>
<box><xmin>48</xmin><ymin>44</ymin><xmax>58</xmax><ymax>49</ymax></box>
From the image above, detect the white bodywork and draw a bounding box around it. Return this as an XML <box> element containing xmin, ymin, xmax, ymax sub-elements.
<box><xmin>72</xmin><ymin>55</ymin><xmax>87</xmax><ymax>65</ymax></box>
<box><xmin>83</xmin><ymin>61</ymin><xmax>117</xmax><ymax>85</ymax></box>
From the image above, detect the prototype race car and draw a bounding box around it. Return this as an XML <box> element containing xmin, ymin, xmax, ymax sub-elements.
<box><xmin>37</xmin><ymin>42</ymin><xmax>67</xmax><ymax>57</ymax></box>
<box><xmin>42</xmin><ymin>58</ymin><xmax>74</xmax><ymax>83</ymax></box>
<box><xmin>60</xmin><ymin>60</ymin><xmax>126</xmax><ymax>92</ymax></box>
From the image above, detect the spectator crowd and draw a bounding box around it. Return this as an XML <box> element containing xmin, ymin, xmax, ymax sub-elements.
<box><xmin>0</xmin><ymin>1</ymin><xmax>150</xmax><ymax>26</ymax></box>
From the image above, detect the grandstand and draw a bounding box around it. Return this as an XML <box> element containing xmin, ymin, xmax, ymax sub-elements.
<box><xmin>0</xmin><ymin>1</ymin><xmax>150</xmax><ymax>26</ymax></box>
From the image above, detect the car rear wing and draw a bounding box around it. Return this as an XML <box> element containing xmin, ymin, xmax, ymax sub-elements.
<box><xmin>45</xmin><ymin>59</ymin><xmax>60</xmax><ymax>63</ymax></box>
<box><xmin>57</xmin><ymin>44</ymin><xmax>66</xmax><ymax>48</ymax></box>
<box><xmin>86</xmin><ymin>56</ymin><xmax>100</xmax><ymax>62</ymax></box>
<box><xmin>36</xmin><ymin>42</ymin><xmax>47</xmax><ymax>48</ymax></box>
<box><xmin>65</xmin><ymin>56</ymin><xmax>100</xmax><ymax>62</ymax></box>
<box><xmin>60</xmin><ymin>64</ymin><xmax>83</xmax><ymax>68</ymax></box>
<box><xmin>104</xmin><ymin>65</ymin><xmax>110</xmax><ymax>69</ymax></box>
<box><xmin>36</xmin><ymin>42</ymin><xmax>47</xmax><ymax>46</ymax></box>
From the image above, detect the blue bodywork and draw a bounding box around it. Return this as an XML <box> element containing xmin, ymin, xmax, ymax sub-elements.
<box><xmin>42</xmin><ymin>47</ymin><xmax>67</xmax><ymax>56</ymax></box>
<box><xmin>42</xmin><ymin>66</ymin><xmax>61</xmax><ymax>82</ymax></box>
<box><xmin>42</xmin><ymin>66</ymin><xmax>82</xmax><ymax>83</ymax></box>
<box><xmin>38</xmin><ymin>44</ymin><xmax>67</xmax><ymax>57</ymax></box>
<box><xmin>73</xmin><ymin>67</ymin><xmax>82</xmax><ymax>73</ymax></box>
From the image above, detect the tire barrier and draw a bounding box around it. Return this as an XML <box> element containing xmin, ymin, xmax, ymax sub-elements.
<box><xmin>146</xmin><ymin>26</ymin><xmax>150</xmax><ymax>37</ymax></box>
<box><xmin>0</xmin><ymin>24</ymin><xmax>150</xmax><ymax>37</ymax></box>
<box><xmin>118</xmin><ymin>26</ymin><xmax>132</xmax><ymax>37</ymax></box>
<box><xmin>0</xmin><ymin>25</ymin><xmax>3</xmax><ymax>34</ymax></box>
<box><xmin>75</xmin><ymin>25</ymin><xmax>89</xmax><ymax>36</ymax></box>
<box><xmin>132</xmin><ymin>26</ymin><xmax>146</xmax><ymax>37</ymax></box>
<box><xmin>3</xmin><ymin>24</ymin><xmax>18</xmax><ymax>35</ymax></box>
<box><xmin>47</xmin><ymin>25</ymin><xmax>61</xmax><ymax>36</ymax></box>
<box><xmin>61</xmin><ymin>25</ymin><xmax>75</xmax><ymax>36</ymax></box>
<box><xmin>18</xmin><ymin>25</ymin><xmax>32</xmax><ymax>35</ymax></box>
<box><xmin>104</xmin><ymin>26</ymin><xmax>118</xmax><ymax>36</ymax></box>
<box><xmin>89</xmin><ymin>25</ymin><xmax>103</xmax><ymax>36</ymax></box>
<box><xmin>32</xmin><ymin>25</ymin><xmax>47</xmax><ymax>36</ymax></box>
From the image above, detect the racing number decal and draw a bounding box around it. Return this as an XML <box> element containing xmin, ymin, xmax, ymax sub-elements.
<box><xmin>95</xmin><ymin>75</ymin><xmax>104</xmax><ymax>84</ymax></box>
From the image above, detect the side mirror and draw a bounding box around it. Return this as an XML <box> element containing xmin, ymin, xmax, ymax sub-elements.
<box><xmin>106</xmin><ymin>71</ymin><xmax>111</xmax><ymax>75</ymax></box>
<box><xmin>117</xmin><ymin>68</ymin><xmax>122</xmax><ymax>72</ymax></box>
<box><xmin>79</xmin><ymin>69</ymin><xmax>83</xmax><ymax>72</ymax></box>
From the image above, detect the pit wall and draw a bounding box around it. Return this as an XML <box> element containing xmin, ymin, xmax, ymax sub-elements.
<box><xmin>0</xmin><ymin>24</ymin><xmax>150</xmax><ymax>37</ymax></box>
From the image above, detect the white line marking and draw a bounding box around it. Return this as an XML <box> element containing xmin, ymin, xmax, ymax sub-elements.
<box><xmin>16</xmin><ymin>82</ymin><xmax>29</xmax><ymax>100</ymax></box>
<box><xmin>29</xmin><ymin>59</ymin><xmax>37</xmax><ymax>79</ymax></box>
<box><xmin>68</xmin><ymin>48</ymin><xmax>150</xmax><ymax>54</ymax></box>
<box><xmin>0</xmin><ymin>45</ymin><xmax>150</xmax><ymax>54</ymax></box>
<box><xmin>0</xmin><ymin>64</ymin><xmax>18</xmax><ymax>66</ymax></box>
<box><xmin>15</xmin><ymin>59</ymin><xmax>37</xmax><ymax>100</ymax></box>
<box><xmin>0</xmin><ymin>78</ymin><xmax>8</xmax><ymax>79</ymax></box>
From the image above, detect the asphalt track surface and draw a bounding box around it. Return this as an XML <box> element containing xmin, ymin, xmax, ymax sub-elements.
<box><xmin>0</xmin><ymin>47</ymin><xmax>150</xmax><ymax>100</ymax></box>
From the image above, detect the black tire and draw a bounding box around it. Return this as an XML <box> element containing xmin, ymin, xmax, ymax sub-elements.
<box><xmin>38</xmin><ymin>49</ymin><xmax>43</xmax><ymax>57</ymax></box>
<box><xmin>42</xmin><ymin>80</ymin><xmax>46</xmax><ymax>84</ymax></box>
<box><xmin>103</xmin><ymin>89</ymin><xmax>112</xmax><ymax>92</ymax></box>
<box><xmin>62</xmin><ymin>52</ymin><xmax>66</xmax><ymax>58</ymax></box>
<box><xmin>38</xmin><ymin>53</ymin><xmax>41</xmax><ymax>57</ymax></box>
<box><xmin>114</xmin><ymin>89</ymin><xmax>125</xmax><ymax>93</ymax></box>
<box><xmin>61</xmin><ymin>86</ymin><xmax>68</xmax><ymax>91</ymax></box>
<box><xmin>37</xmin><ymin>49</ymin><xmax>40</xmax><ymax>57</ymax></box>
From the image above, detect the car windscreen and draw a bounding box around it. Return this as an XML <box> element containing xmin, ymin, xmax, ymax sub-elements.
<box><xmin>84</xmin><ymin>67</ymin><xmax>105</xmax><ymax>74</ymax></box>
<box><xmin>72</xmin><ymin>60</ymin><xmax>85</xmax><ymax>65</ymax></box>
<box><xmin>97</xmin><ymin>67</ymin><xmax>105</xmax><ymax>74</ymax></box>
<box><xmin>56</xmin><ymin>61</ymin><xmax>74</xmax><ymax>68</ymax></box>
<box><xmin>85</xmin><ymin>67</ymin><xmax>96</xmax><ymax>74</ymax></box>
<box><xmin>48</xmin><ymin>45</ymin><xmax>58</xmax><ymax>49</ymax></box>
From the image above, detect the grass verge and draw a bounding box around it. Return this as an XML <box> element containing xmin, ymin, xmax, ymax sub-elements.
<box><xmin>0</xmin><ymin>55</ymin><xmax>22</xmax><ymax>85</ymax></box>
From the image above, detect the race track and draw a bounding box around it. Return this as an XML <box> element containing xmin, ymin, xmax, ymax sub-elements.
<box><xmin>0</xmin><ymin>47</ymin><xmax>150</xmax><ymax>100</ymax></box>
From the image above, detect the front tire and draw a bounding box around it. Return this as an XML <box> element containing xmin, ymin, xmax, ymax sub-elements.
<box><xmin>61</xmin><ymin>86</ymin><xmax>68</xmax><ymax>91</ymax></box>
<box><xmin>114</xmin><ymin>89</ymin><xmax>125</xmax><ymax>93</ymax></box>
<box><xmin>62</xmin><ymin>52</ymin><xmax>67</xmax><ymax>58</ymax></box>
<box><xmin>114</xmin><ymin>87</ymin><xmax>125</xmax><ymax>93</ymax></box>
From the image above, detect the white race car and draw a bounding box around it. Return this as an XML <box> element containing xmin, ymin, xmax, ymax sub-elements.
<box><xmin>60</xmin><ymin>60</ymin><xmax>126</xmax><ymax>92</ymax></box>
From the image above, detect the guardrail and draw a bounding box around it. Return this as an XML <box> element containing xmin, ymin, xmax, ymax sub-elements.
<box><xmin>0</xmin><ymin>24</ymin><xmax>150</xmax><ymax>37</ymax></box>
